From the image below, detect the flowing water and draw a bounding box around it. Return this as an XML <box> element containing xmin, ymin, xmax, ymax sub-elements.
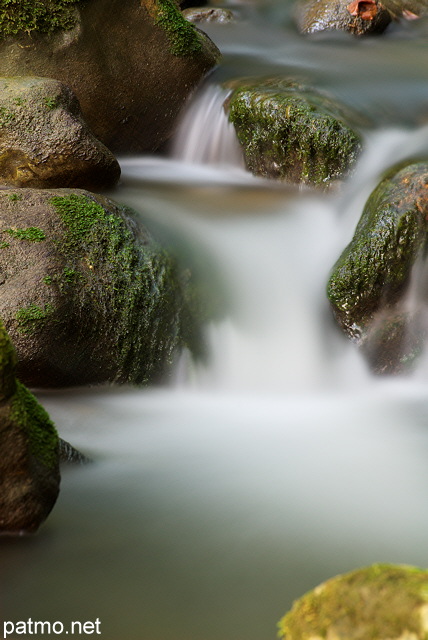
<box><xmin>2</xmin><ymin>5</ymin><xmax>428</xmax><ymax>640</ymax></box>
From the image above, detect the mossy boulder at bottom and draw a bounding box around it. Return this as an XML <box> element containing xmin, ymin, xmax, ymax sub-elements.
<box><xmin>0</xmin><ymin>76</ymin><xmax>120</xmax><ymax>191</ymax></box>
<box><xmin>0</xmin><ymin>188</ymin><xmax>196</xmax><ymax>388</ymax></box>
<box><xmin>278</xmin><ymin>564</ymin><xmax>428</xmax><ymax>640</ymax></box>
<box><xmin>0</xmin><ymin>319</ymin><xmax>60</xmax><ymax>534</ymax></box>
<box><xmin>0</xmin><ymin>0</ymin><xmax>220</xmax><ymax>153</ymax></box>
<box><xmin>327</xmin><ymin>161</ymin><xmax>428</xmax><ymax>374</ymax></box>
<box><xmin>225</xmin><ymin>77</ymin><xmax>362</xmax><ymax>187</ymax></box>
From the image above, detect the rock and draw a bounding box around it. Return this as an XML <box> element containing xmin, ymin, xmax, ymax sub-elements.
<box><xmin>0</xmin><ymin>76</ymin><xmax>120</xmax><ymax>191</ymax></box>
<box><xmin>0</xmin><ymin>319</ymin><xmax>60</xmax><ymax>535</ymax></box>
<box><xmin>295</xmin><ymin>0</ymin><xmax>391</xmax><ymax>35</ymax></box>
<box><xmin>382</xmin><ymin>0</ymin><xmax>428</xmax><ymax>20</ymax></box>
<box><xmin>183</xmin><ymin>7</ymin><xmax>236</xmax><ymax>22</ymax></box>
<box><xmin>59</xmin><ymin>439</ymin><xmax>91</xmax><ymax>464</ymax></box>
<box><xmin>327</xmin><ymin>161</ymin><xmax>428</xmax><ymax>373</ymax></box>
<box><xmin>278</xmin><ymin>564</ymin><xmax>428</xmax><ymax>640</ymax></box>
<box><xmin>0</xmin><ymin>0</ymin><xmax>220</xmax><ymax>153</ymax></box>
<box><xmin>225</xmin><ymin>77</ymin><xmax>362</xmax><ymax>187</ymax></box>
<box><xmin>0</xmin><ymin>188</ymin><xmax>197</xmax><ymax>388</ymax></box>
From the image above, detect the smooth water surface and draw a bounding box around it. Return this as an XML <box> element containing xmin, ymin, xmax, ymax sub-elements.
<box><xmin>2</xmin><ymin>5</ymin><xmax>428</xmax><ymax>640</ymax></box>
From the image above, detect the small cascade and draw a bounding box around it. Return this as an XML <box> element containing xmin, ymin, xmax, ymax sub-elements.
<box><xmin>170</xmin><ymin>84</ymin><xmax>245</xmax><ymax>168</ymax></box>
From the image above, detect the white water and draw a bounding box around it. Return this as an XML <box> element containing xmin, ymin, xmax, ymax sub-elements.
<box><xmin>2</xmin><ymin>10</ymin><xmax>428</xmax><ymax>640</ymax></box>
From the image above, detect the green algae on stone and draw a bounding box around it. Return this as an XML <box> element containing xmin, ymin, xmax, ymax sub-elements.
<box><xmin>278</xmin><ymin>564</ymin><xmax>428</xmax><ymax>640</ymax></box>
<box><xmin>327</xmin><ymin>161</ymin><xmax>428</xmax><ymax>341</ymax></box>
<box><xmin>0</xmin><ymin>188</ymin><xmax>202</xmax><ymax>387</ymax></box>
<box><xmin>152</xmin><ymin>0</ymin><xmax>203</xmax><ymax>56</ymax></box>
<box><xmin>5</xmin><ymin>226</ymin><xmax>46</xmax><ymax>242</ymax></box>
<box><xmin>327</xmin><ymin>161</ymin><xmax>428</xmax><ymax>374</ymax></box>
<box><xmin>9</xmin><ymin>380</ymin><xmax>59</xmax><ymax>470</ymax></box>
<box><xmin>0</xmin><ymin>318</ymin><xmax>60</xmax><ymax>533</ymax></box>
<box><xmin>15</xmin><ymin>303</ymin><xmax>54</xmax><ymax>335</ymax></box>
<box><xmin>226</xmin><ymin>77</ymin><xmax>362</xmax><ymax>186</ymax></box>
<box><xmin>0</xmin><ymin>0</ymin><xmax>84</xmax><ymax>40</ymax></box>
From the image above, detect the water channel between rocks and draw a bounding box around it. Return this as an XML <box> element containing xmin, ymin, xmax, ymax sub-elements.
<box><xmin>2</xmin><ymin>5</ymin><xmax>428</xmax><ymax>640</ymax></box>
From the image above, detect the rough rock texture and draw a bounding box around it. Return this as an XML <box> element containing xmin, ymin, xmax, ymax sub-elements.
<box><xmin>295</xmin><ymin>0</ymin><xmax>427</xmax><ymax>35</ymax></box>
<box><xmin>183</xmin><ymin>7</ymin><xmax>235</xmax><ymax>22</ymax></box>
<box><xmin>295</xmin><ymin>0</ymin><xmax>391</xmax><ymax>35</ymax></box>
<box><xmin>0</xmin><ymin>0</ymin><xmax>220</xmax><ymax>153</ymax></box>
<box><xmin>278</xmin><ymin>564</ymin><xmax>428</xmax><ymax>640</ymax></box>
<box><xmin>0</xmin><ymin>319</ymin><xmax>60</xmax><ymax>534</ymax></box>
<box><xmin>327</xmin><ymin>161</ymin><xmax>428</xmax><ymax>374</ymax></box>
<box><xmin>0</xmin><ymin>76</ymin><xmax>120</xmax><ymax>190</ymax></box>
<box><xmin>225</xmin><ymin>77</ymin><xmax>362</xmax><ymax>187</ymax></box>
<box><xmin>0</xmin><ymin>188</ymin><xmax>198</xmax><ymax>388</ymax></box>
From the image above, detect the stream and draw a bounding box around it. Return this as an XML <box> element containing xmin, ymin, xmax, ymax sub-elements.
<box><xmin>2</xmin><ymin>3</ymin><xmax>428</xmax><ymax>640</ymax></box>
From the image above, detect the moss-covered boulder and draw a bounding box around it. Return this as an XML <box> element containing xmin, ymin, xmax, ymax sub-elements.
<box><xmin>278</xmin><ymin>564</ymin><xmax>428</xmax><ymax>640</ymax></box>
<box><xmin>0</xmin><ymin>0</ymin><xmax>220</xmax><ymax>153</ymax></box>
<box><xmin>0</xmin><ymin>319</ymin><xmax>60</xmax><ymax>534</ymax></box>
<box><xmin>327</xmin><ymin>161</ymin><xmax>428</xmax><ymax>374</ymax></box>
<box><xmin>225</xmin><ymin>78</ymin><xmax>362</xmax><ymax>187</ymax></box>
<box><xmin>0</xmin><ymin>188</ymin><xmax>197</xmax><ymax>388</ymax></box>
<box><xmin>0</xmin><ymin>76</ymin><xmax>120</xmax><ymax>190</ymax></box>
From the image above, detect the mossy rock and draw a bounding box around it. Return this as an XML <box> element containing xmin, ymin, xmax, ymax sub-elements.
<box><xmin>0</xmin><ymin>0</ymin><xmax>220</xmax><ymax>153</ymax></box>
<box><xmin>0</xmin><ymin>76</ymin><xmax>120</xmax><ymax>190</ymax></box>
<box><xmin>278</xmin><ymin>564</ymin><xmax>428</xmax><ymax>640</ymax></box>
<box><xmin>327</xmin><ymin>161</ymin><xmax>428</xmax><ymax>373</ymax></box>
<box><xmin>0</xmin><ymin>188</ymin><xmax>200</xmax><ymax>388</ymax></box>
<box><xmin>0</xmin><ymin>318</ymin><xmax>60</xmax><ymax>534</ymax></box>
<box><xmin>225</xmin><ymin>77</ymin><xmax>362</xmax><ymax>187</ymax></box>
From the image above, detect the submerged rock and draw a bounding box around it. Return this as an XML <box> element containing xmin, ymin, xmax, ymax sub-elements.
<box><xmin>278</xmin><ymin>564</ymin><xmax>428</xmax><ymax>640</ymax></box>
<box><xmin>0</xmin><ymin>76</ymin><xmax>120</xmax><ymax>191</ymax></box>
<box><xmin>0</xmin><ymin>0</ymin><xmax>220</xmax><ymax>153</ymax></box>
<box><xmin>225</xmin><ymin>77</ymin><xmax>362</xmax><ymax>187</ymax></box>
<box><xmin>0</xmin><ymin>188</ymin><xmax>197</xmax><ymax>388</ymax></box>
<box><xmin>327</xmin><ymin>161</ymin><xmax>428</xmax><ymax>374</ymax></box>
<box><xmin>0</xmin><ymin>320</ymin><xmax>60</xmax><ymax>534</ymax></box>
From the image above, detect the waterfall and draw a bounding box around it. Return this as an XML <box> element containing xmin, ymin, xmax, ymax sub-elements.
<box><xmin>170</xmin><ymin>84</ymin><xmax>245</xmax><ymax>168</ymax></box>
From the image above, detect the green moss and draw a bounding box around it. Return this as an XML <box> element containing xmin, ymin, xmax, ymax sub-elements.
<box><xmin>0</xmin><ymin>241</ymin><xmax>9</xmax><ymax>248</ymax></box>
<box><xmin>0</xmin><ymin>320</ymin><xmax>16</xmax><ymax>401</ymax></box>
<box><xmin>327</xmin><ymin>162</ymin><xmax>428</xmax><ymax>340</ymax></box>
<box><xmin>10</xmin><ymin>380</ymin><xmax>58</xmax><ymax>469</ymax></box>
<box><xmin>153</xmin><ymin>0</ymin><xmax>202</xmax><ymax>56</ymax></box>
<box><xmin>44</xmin><ymin>96</ymin><xmax>58</xmax><ymax>110</ymax></box>
<box><xmin>5</xmin><ymin>227</ymin><xmax>46</xmax><ymax>242</ymax></box>
<box><xmin>0</xmin><ymin>0</ymin><xmax>85</xmax><ymax>40</ymax></box>
<box><xmin>8</xmin><ymin>193</ymin><xmax>22</xmax><ymax>202</ymax></box>
<box><xmin>227</xmin><ymin>78</ymin><xmax>361</xmax><ymax>186</ymax></box>
<box><xmin>278</xmin><ymin>564</ymin><xmax>428</xmax><ymax>640</ymax></box>
<box><xmin>15</xmin><ymin>303</ymin><xmax>54</xmax><ymax>335</ymax></box>
<box><xmin>42</xmin><ymin>275</ymin><xmax>53</xmax><ymax>285</ymax></box>
<box><xmin>0</xmin><ymin>105</ymin><xmax>14</xmax><ymax>126</ymax></box>
<box><xmin>49</xmin><ymin>193</ymin><xmax>183</xmax><ymax>384</ymax></box>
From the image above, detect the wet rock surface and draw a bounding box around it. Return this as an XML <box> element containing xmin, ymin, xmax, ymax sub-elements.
<box><xmin>225</xmin><ymin>77</ymin><xmax>362</xmax><ymax>186</ymax></box>
<box><xmin>327</xmin><ymin>161</ymin><xmax>428</xmax><ymax>374</ymax></box>
<box><xmin>296</xmin><ymin>0</ymin><xmax>392</xmax><ymax>35</ymax></box>
<box><xmin>0</xmin><ymin>77</ymin><xmax>120</xmax><ymax>191</ymax></box>
<box><xmin>183</xmin><ymin>7</ymin><xmax>236</xmax><ymax>22</ymax></box>
<box><xmin>0</xmin><ymin>0</ymin><xmax>220</xmax><ymax>153</ymax></box>
<box><xmin>0</xmin><ymin>188</ymin><xmax>195</xmax><ymax>388</ymax></box>
<box><xmin>278</xmin><ymin>564</ymin><xmax>428</xmax><ymax>640</ymax></box>
<box><xmin>0</xmin><ymin>319</ymin><xmax>60</xmax><ymax>535</ymax></box>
